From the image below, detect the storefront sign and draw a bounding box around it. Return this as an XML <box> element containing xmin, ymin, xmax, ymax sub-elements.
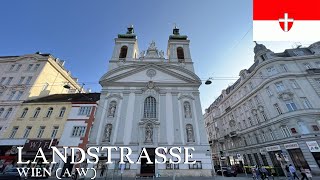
<box><xmin>266</xmin><ymin>145</ymin><xmax>281</xmax><ymax>152</ymax></box>
<box><xmin>260</xmin><ymin>148</ymin><xmax>267</xmax><ymax>155</ymax></box>
<box><xmin>284</xmin><ymin>143</ymin><xmax>299</xmax><ymax>149</ymax></box>
<box><xmin>306</xmin><ymin>141</ymin><xmax>320</xmax><ymax>152</ymax></box>
<box><xmin>24</xmin><ymin>139</ymin><xmax>57</xmax><ymax>152</ymax></box>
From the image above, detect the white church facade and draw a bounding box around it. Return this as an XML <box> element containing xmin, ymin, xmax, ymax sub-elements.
<box><xmin>88</xmin><ymin>26</ymin><xmax>212</xmax><ymax>177</ymax></box>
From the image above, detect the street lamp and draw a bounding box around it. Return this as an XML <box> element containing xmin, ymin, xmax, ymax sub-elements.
<box><xmin>205</xmin><ymin>78</ymin><xmax>213</xmax><ymax>85</ymax></box>
<box><xmin>63</xmin><ymin>82</ymin><xmax>85</xmax><ymax>93</ymax></box>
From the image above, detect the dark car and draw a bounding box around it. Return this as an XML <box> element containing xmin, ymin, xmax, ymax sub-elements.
<box><xmin>0</xmin><ymin>168</ymin><xmax>27</xmax><ymax>180</ymax></box>
<box><xmin>216</xmin><ymin>167</ymin><xmax>237</xmax><ymax>177</ymax></box>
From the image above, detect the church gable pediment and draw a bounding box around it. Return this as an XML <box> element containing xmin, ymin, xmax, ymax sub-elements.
<box><xmin>100</xmin><ymin>64</ymin><xmax>201</xmax><ymax>86</ymax></box>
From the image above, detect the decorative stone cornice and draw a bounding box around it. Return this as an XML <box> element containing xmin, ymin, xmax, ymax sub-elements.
<box><xmin>178</xmin><ymin>94</ymin><xmax>194</xmax><ymax>100</ymax></box>
<box><xmin>106</xmin><ymin>93</ymin><xmax>123</xmax><ymax>100</ymax></box>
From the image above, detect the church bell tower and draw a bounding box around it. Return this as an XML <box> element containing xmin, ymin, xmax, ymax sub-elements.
<box><xmin>111</xmin><ymin>25</ymin><xmax>139</xmax><ymax>62</ymax></box>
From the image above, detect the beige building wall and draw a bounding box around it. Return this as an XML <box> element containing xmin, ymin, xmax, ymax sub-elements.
<box><xmin>3</xmin><ymin>102</ymin><xmax>71</xmax><ymax>139</ymax></box>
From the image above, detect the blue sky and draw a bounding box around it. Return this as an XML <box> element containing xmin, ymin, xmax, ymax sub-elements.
<box><xmin>0</xmin><ymin>0</ymin><xmax>315</xmax><ymax>112</ymax></box>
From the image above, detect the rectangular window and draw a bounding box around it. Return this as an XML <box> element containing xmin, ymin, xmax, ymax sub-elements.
<box><xmin>8</xmin><ymin>91</ymin><xmax>16</xmax><ymax>100</ymax></box>
<box><xmin>72</xmin><ymin>126</ymin><xmax>86</xmax><ymax>137</ymax></box>
<box><xmin>6</xmin><ymin>77</ymin><xmax>13</xmax><ymax>85</ymax></box>
<box><xmin>301</xmin><ymin>97</ymin><xmax>312</xmax><ymax>109</ymax></box>
<box><xmin>51</xmin><ymin>126</ymin><xmax>59</xmax><ymax>138</ymax></box>
<box><xmin>25</xmin><ymin>76</ymin><xmax>32</xmax><ymax>85</ymax></box>
<box><xmin>249</xmin><ymin>99</ymin><xmax>254</xmax><ymax>108</ymax></box>
<box><xmin>281</xmin><ymin>126</ymin><xmax>291</xmax><ymax>138</ymax></box>
<box><xmin>37</xmin><ymin>126</ymin><xmax>45</xmax><ymax>138</ymax></box>
<box><xmin>316</xmin><ymin>62</ymin><xmax>320</xmax><ymax>68</ymax></box>
<box><xmin>26</xmin><ymin>64</ymin><xmax>33</xmax><ymax>71</ymax></box>
<box><xmin>78</xmin><ymin>106</ymin><xmax>91</xmax><ymax>115</ymax></box>
<box><xmin>312</xmin><ymin>125</ymin><xmax>319</xmax><ymax>131</ymax></box>
<box><xmin>303</xmin><ymin>63</ymin><xmax>312</xmax><ymax>69</ymax></box>
<box><xmin>266</xmin><ymin>66</ymin><xmax>277</xmax><ymax>75</ymax></box>
<box><xmin>189</xmin><ymin>161</ymin><xmax>202</xmax><ymax>169</ymax></box>
<box><xmin>0</xmin><ymin>77</ymin><xmax>6</xmax><ymax>85</ymax></box>
<box><xmin>249</xmin><ymin>82</ymin><xmax>254</xmax><ymax>90</ymax></box>
<box><xmin>9</xmin><ymin>127</ymin><xmax>19</xmax><ymax>138</ymax></box>
<box><xmin>275</xmin><ymin>82</ymin><xmax>286</xmax><ymax>92</ymax></box>
<box><xmin>15</xmin><ymin>91</ymin><xmax>23</xmax><ymax>100</ymax></box>
<box><xmin>280</xmin><ymin>64</ymin><xmax>288</xmax><ymax>72</ymax></box>
<box><xmin>34</xmin><ymin>64</ymin><xmax>40</xmax><ymax>71</ymax></box>
<box><xmin>286</xmin><ymin>102</ymin><xmax>298</xmax><ymax>112</ymax></box>
<box><xmin>274</xmin><ymin>103</ymin><xmax>282</xmax><ymax>115</ymax></box>
<box><xmin>16</xmin><ymin>64</ymin><xmax>22</xmax><ymax>71</ymax></box>
<box><xmin>243</xmin><ymin>120</ymin><xmax>247</xmax><ymax>128</ymax></box>
<box><xmin>254</xmin><ymin>95</ymin><xmax>260</xmax><ymax>104</ymax></box>
<box><xmin>18</xmin><ymin>77</ymin><xmax>25</xmax><ymax>84</ymax></box>
<box><xmin>23</xmin><ymin>126</ymin><xmax>32</xmax><ymax>138</ymax></box>
<box><xmin>9</xmin><ymin>65</ymin><xmax>15</xmax><ymax>71</ymax></box>
<box><xmin>266</xmin><ymin>87</ymin><xmax>273</xmax><ymax>96</ymax></box>
<box><xmin>290</xmin><ymin>79</ymin><xmax>299</xmax><ymax>89</ymax></box>
<box><xmin>269</xmin><ymin>130</ymin><xmax>275</xmax><ymax>140</ymax></box>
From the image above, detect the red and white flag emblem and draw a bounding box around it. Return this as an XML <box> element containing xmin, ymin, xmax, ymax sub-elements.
<box><xmin>253</xmin><ymin>0</ymin><xmax>320</xmax><ymax>41</ymax></box>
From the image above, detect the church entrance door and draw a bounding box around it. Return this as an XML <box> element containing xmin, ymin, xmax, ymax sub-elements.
<box><xmin>140</xmin><ymin>148</ymin><xmax>155</xmax><ymax>175</ymax></box>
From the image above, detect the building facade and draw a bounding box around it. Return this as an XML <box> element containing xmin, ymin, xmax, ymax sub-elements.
<box><xmin>0</xmin><ymin>53</ymin><xmax>83</xmax><ymax>139</ymax></box>
<box><xmin>54</xmin><ymin>93</ymin><xmax>100</xmax><ymax>177</ymax></box>
<box><xmin>204</xmin><ymin>42</ymin><xmax>320</xmax><ymax>175</ymax></box>
<box><xmin>88</xmin><ymin>26</ymin><xmax>212</xmax><ymax>177</ymax></box>
<box><xmin>0</xmin><ymin>93</ymin><xmax>99</xmax><ymax>174</ymax></box>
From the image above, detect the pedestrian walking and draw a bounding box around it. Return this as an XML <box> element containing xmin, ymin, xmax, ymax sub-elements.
<box><xmin>285</xmin><ymin>165</ymin><xmax>293</xmax><ymax>180</ymax></box>
<box><xmin>260</xmin><ymin>166</ymin><xmax>269</xmax><ymax>180</ymax></box>
<box><xmin>289</xmin><ymin>164</ymin><xmax>299</xmax><ymax>180</ymax></box>
<box><xmin>300</xmin><ymin>167</ymin><xmax>309</xmax><ymax>180</ymax></box>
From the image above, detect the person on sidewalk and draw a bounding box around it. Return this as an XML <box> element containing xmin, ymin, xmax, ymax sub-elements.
<box><xmin>285</xmin><ymin>165</ymin><xmax>293</xmax><ymax>180</ymax></box>
<box><xmin>299</xmin><ymin>167</ymin><xmax>308</xmax><ymax>180</ymax></box>
<box><xmin>289</xmin><ymin>164</ymin><xmax>299</xmax><ymax>180</ymax></box>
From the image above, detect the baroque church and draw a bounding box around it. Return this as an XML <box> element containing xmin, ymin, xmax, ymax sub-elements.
<box><xmin>88</xmin><ymin>26</ymin><xmax>212</xmax><ymax>177</ymax></box>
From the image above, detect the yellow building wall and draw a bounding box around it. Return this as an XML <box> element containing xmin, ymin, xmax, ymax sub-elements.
<box><xmin>29</xmin><ymin>59</ymin><xmax>82</xmax><ymax>99</ymax></box>
<box><xmin>3</xmin><ymin>102</ymin><xmax>72</xmax><ymax>139</ymax></box>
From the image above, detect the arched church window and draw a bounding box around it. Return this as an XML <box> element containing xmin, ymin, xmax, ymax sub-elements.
<box><xmin>119</xmin><ymin>46</ymin><xmax>128</xmax><ymax>59</ymax></box>
<box><xmin>184</xmin><ymin>101</ymin><xmax>192</xmax><ymax>118</ymax></box>
<box><xmin>108</xmin><ymin>101</ymin><xmax>117</xmax><ymax>117</ymax></box>
<box><xmin>144</xmin><ymin>96</ymin><xmax>156</xmax><ymax>118</ymax></box>
<box><xmin>186</xmin><ymin>124</ymin><xmax>195</xmax><ymax>142</ymax></box>
<box><xmin>177</xmin><ymin>47</ymin><xmax>185</xmax><ymax>61</ymax></box>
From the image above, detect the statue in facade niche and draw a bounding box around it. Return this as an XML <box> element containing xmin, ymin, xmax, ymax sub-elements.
<box><xmin>108</xmin><ymin>101</ymin><xmax>117</xmax><ymax>117</ymax></box>
<box><xmin>184</xmin><ymin>102</ymin><xmax>192</xmax><ymax>118</ymax></box>
<box><xmin>145</xmin><ymin>124</ymin><xmax>153</xmax><ymax>142</ymax></box>
<box><xmin>103</xmin><ymin>124</ymin><xmax>112</xmax><ymax>142</ymax></box>
<box><xmin>186</xmin><ymin>124</ymin><xmax>194</xmax><ymax>142</ymax></box>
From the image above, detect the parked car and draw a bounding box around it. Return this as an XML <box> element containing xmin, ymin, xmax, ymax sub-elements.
<box><xmin>216</xmin><ymin>167</ymin><xmax>237</xmax><ymax>177</ymax></box>
<box><xmin>0</xmin><ymin>167</ymin><xmax>27</xmax><ymax>180</ymax></box>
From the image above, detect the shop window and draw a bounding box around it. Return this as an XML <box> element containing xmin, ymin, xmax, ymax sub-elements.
<box><xmin>189</xmin><ymin>161</ymin><xmax>202</xmax><ymax>169</ymax></box>
<box><xmin>166</xmin><ymin>161</ymin><xmax>179</xmax><ymax>169</ymax></box>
